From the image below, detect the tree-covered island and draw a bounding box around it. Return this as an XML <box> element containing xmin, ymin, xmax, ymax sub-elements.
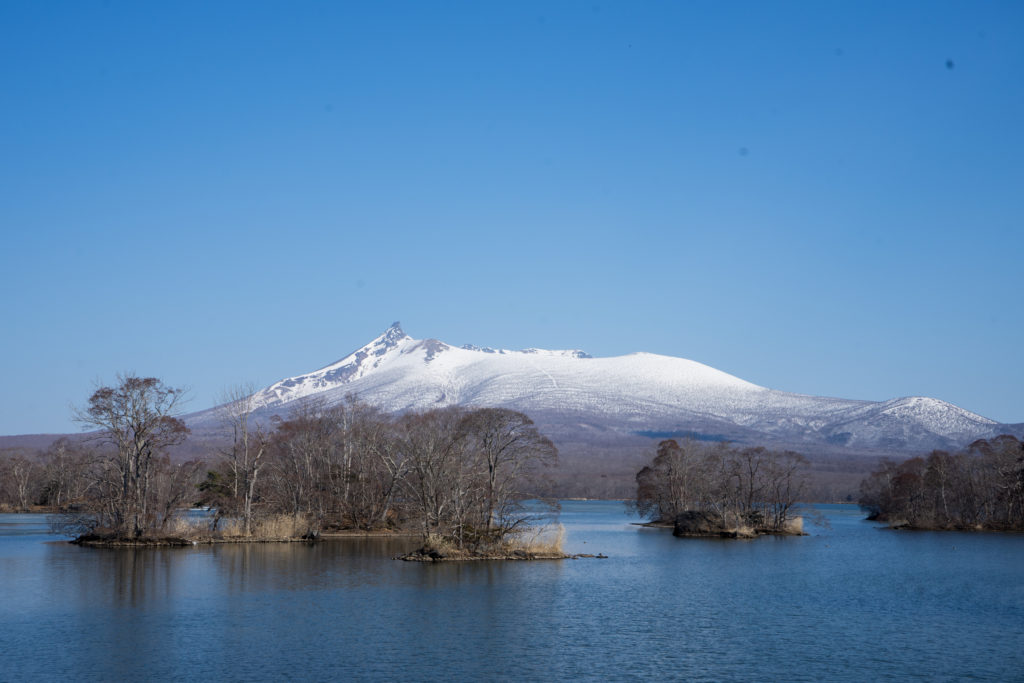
<box><xmin>632</xmin><ymin>439</ymin><xmax>808</xmax><ymax>538</ymax></box>
<box><xmin>30</xmin><ymin>374</ymin><xmax>569</xmax><ymax>559</ymax></box>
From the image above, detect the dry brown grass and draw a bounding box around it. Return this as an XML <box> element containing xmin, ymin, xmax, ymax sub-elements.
<box><xmin>161</xmin><ymin>516</ymin><xmax>208</xmax><ymax>537</ymax></box>
<box><xmin>422</xmin><ymin>533</ymin><xmax>459</xmax><ymax>556</ymax></box>
<box><xmin>217</xmin><ymin>517</ymin><xmax>244</xmax><ymax>537</ymax></box>
<box><xmin>400</xmin><ymin>524</ymin><xmax>569</xmax><ymax>561</ymax></box>
<box><xmin>783</xmin><ymin>516</ymin><xmax>804</xmax><ymax>535</ymax></box>
<box><xmin>504</xmin><ymin>524</ymin><xmax>565</xmax><ymax>555</ymax></box>
<box><xmin>241</xmin><ymin>514</ymin><xmax>311</xmax><ymax>539</ymax></box>
<box><xmin>163</xmin><ymin>513</ymin><xmax>313</xmax><ymax>540</ymax></box>
<box><xmin>73</xmin><ymin>511</ymin><xmax>316</xmax><ymax>546</ymax></box>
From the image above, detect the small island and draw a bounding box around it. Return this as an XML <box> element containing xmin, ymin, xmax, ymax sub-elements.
<box><xmin>631</xmin><ymin>439</ymin><xmax>807</xmax><ymax>538</ymax></box>
<box><xmin>397</xmin><ymin>527</ymin><xmax>577</xmax><ymax>561</ymax></box>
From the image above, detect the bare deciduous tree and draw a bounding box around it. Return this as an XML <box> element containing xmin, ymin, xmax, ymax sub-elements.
<box><xmin>74</xmin><ymin>374</ymin><xmax>189</xmax><ymax>537</ymax></box>
<box><xmin>397</xmin><ymin>407</ymin><xmax>468</xmax><ymax>539</ymax></box>
<box><xmin>0</xmin><ymin>449</ymin><xmax>42</xmax><ymax>511</ymax></box>
<box><xmin>39</xmin><ymin>438</ymin><xmax>95</xmax><ymax>509</ymax></box>
<box><xmin>633</xmin><ymin>439</ymin><xmax>808</xmax><ymax>533</ymax></box>
<box><xmin>459</xmin><ymin>408</ymin><xmax>558</xmax><ymax>542</ymax></box>
<box><xmin>338</xmin><ymin>398</ymin><xmax>405</xmax><ymax>530</ymax></box>
<box><xmin>218</xmin><ymin>384</ymin><xmax>268</xmax><ymax>536</ymax></box>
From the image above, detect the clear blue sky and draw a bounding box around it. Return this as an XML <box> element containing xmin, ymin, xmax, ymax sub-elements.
<box><xmin>2</xmin><ymin>1</ymin><xmax>1022</xmax><ymax>434</ymax></box>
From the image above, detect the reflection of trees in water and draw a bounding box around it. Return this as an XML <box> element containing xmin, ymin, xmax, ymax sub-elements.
<box><xmin>396</xmin><ymin>557</ymin><xmax>566</xmax><ymax>674</ymax></box>
<box><xmin>47</xmin><ymin>547</ymin><xmax>192</xmax><ymax>678</ymax></box>
<box><xmin>214</xmin><ymin>538</ymin><xmax>413</xmax><ymax>593</ymax></box>
<box><xmin>110</xmin><ymin>548</ymin><xmax>177</xmax><ymax>608</ymax></box>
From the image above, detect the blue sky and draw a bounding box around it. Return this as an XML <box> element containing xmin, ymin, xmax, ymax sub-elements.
<box><xmin>2</xmin><ymin>1</ymin><xmax>1022</xmax><ymax>434</ymax></box>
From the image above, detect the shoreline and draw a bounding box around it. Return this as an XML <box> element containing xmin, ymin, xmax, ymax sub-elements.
<box><xmin>72</xmin><ymin>527</ymin><xmax>422</xmax><ymax>548</ymax></box>
<box><xmin>637</xmin><ymin>517</ymin><xmax>807</xmax><ymax>539</ymax></box>
<box><xmin>397</xmin><ymin>550</ymin><xmax>607</xmax><ymax>562</ymax></box>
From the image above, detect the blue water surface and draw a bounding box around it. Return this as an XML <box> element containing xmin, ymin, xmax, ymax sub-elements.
<box><xmin>1</xmin><ymin>503</ymin><xmax>1022</xmax><ymax>682</ymax></box>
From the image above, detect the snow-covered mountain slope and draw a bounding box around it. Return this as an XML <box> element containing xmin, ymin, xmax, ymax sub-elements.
<box><xmin>189</xmin><ymin>323</ymin><xmax>1012</xmax><ymax>453</ymax></box>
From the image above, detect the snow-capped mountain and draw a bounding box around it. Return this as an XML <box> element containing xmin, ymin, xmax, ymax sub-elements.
<box><xmin>189</xmin><ymin>322</ymin><xmax>1013</xmax><ymax>453</ymax></box>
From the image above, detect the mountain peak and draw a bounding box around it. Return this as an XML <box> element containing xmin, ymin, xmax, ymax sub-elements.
<box><xmin>382</xmin><ymin>321</ymin><xmax>408</xmax><ymax>343</ymax></box>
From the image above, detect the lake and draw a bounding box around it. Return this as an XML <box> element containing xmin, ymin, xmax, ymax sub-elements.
<box><xmin>2</xmin><ymin>502</ymin><xmax>1022</xmax><ymax>681</ymax></box>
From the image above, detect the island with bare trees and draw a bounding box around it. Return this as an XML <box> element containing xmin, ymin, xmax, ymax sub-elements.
<box><xmin>20</xmin><ymin>374</ymin><xmax>567</xmax><ymax>559</ymax></box>
<box><xmin>632</xmin><ymin>439</ymin><xmax>808</xmax><ymax>538</ymax></box>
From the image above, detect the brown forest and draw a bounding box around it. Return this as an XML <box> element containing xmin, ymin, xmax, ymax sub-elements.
<box><xmin>858</xmin><ymin>435</ymin><xmax>1024</xmax><ymax>530</ymax></box>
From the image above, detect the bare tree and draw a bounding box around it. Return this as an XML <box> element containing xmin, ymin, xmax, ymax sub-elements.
<box><xmin>150</xmin><ymin>457</ymin><xmax>205</xmax><ymax>532</ymax></box>
<box><xmin>397</xmin><ymin>407</ymin><xmax>469</xmax><ymax>540</ymax></box>
<box><xmin>0</xmin><ymin>449</ymin><xmax>42</xmax><ymax>511</ymax></box>
<box><xmin>338</xmin><ymin>398</ymin><xmax>405</xmax><ymax>530</ymax></box>
<box><xmin>39</xmin><ymin>438</ymin><xmax>94</xmax><ymax>509</ymax></box>
<box><xmin>264</xmin><ymin>400</ymin><xmax>338</xmax><ymax>531</ymax></box>
<box><xmin>218</xmin><ymin>384</ymin><xmax>268</xmax><ymax>536</ymax></box>
<box><xmin>760</xmin><ymin>450</ymin><xmax>807</xmax><ymax>530</ymax></box>
<box><xmin>633</xmin><ymin>439</ymin><xmax>697</xmax><ymax>521</ymax></box>
<box><xmin>459</xmin><ymin>408</ymin><xmax>558</xmax><ymax>541</ymax></box>
<box><xmin>254</xmin><ymin>397</ymin><xmax>407</xmax><ymax>533</ymax></box>
<box><xmin>74</xmin><ymin>374</ymin><xmax>189</xmax><ymax>538</ymax></box>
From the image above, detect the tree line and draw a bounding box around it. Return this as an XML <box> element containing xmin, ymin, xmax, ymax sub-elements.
<box><xmin>0</xmin><ymin>438</ymin><xmax>98</xmax><ymax>513</ymax></box>
<box><xmin>2</xmin><ymin>375</ymin><xmax>557</xmax><ymax>549</ymax></box>
<box><xmin>858</xmin><ymin>435</ymin><xmax>1024</xmax><ymax>530</ymax></box>
<box><xmin>632</xmin><ymin>438</ymin><xmax>807</xmax><ymax>534</ymax></box>
<box><xmin>205</xmin><ymin>388</ymin><xmax>557</xmax><ymax>547</ymax></box>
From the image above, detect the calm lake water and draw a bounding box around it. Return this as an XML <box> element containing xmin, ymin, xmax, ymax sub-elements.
<box><xmin>2</xmin><ymin>503</ymin><xmax>1023</xmax><ymax>682</ymax></box>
